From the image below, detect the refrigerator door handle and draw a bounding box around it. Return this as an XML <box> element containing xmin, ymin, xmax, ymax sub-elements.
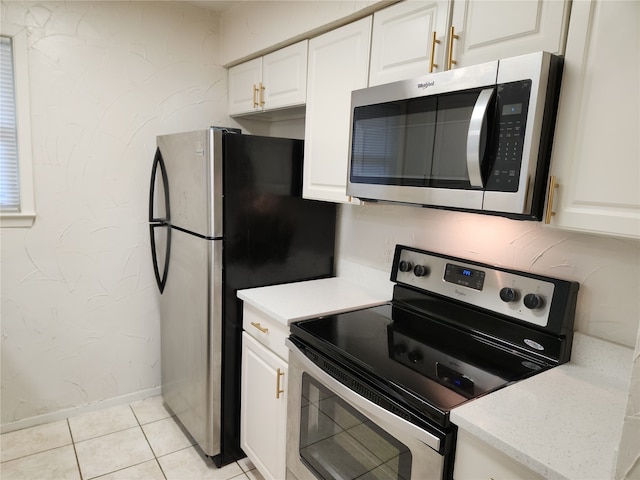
<box><xmin>149</xmin><ymin>147</ymin><xmax>171</xmax><ymax>223</ymax></box>
<box><xmin>149</xmin><ymin>224</ymin><xmax>171</xmax><ymax>294</ymax></box>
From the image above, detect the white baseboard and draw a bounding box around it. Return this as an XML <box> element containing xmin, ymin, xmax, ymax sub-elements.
<box><xmin>0</xmin><ymin>386</ymin><xmax>162</xmax><ymax>434</ymax></box>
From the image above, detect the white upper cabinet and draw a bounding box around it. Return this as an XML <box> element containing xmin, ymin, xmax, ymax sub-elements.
<box><xmin>228</xmin><ymin>40</ymin><xmax>308</xmax><ymax>115</ymax></box>
<box><xmin>544</xmin><ymin>0</ymin><xmax>640</xmax><ymax>238</ymax></box>
<box><xmin>369</xmin><ymin>1</ymin><xmax>451</xmax><ymax>86</ymax></box>
<box><xmin>368</xmin><ymin>0</ymin><xmax>570</xmax><ymax>87</ymax></box>
<box><xmin>228</xmin><ymin>57</ymin><xmax>262</xmax><ymax>115</ymax></box>
<box><xmin>303</xmin><ymin>17</ymin><xmax>372</xmax><ymax>204</ymax></box>
<box><xmin>448</xmin><ymin>0</ymin><xmax>570</xmax><ymax>69</ymax></box>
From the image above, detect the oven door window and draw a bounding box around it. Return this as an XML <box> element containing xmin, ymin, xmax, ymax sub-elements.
<box><xmin>299</xmin><ymin>373</ymin><xmax>412</xmax><ymax>480</ymax></box>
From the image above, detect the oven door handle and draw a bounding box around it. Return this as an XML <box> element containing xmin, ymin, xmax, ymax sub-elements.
<box><xmin>287</xmin><ymin>340</ymin><xmax>442</xmax><ymax>452</ymax></box>
<box><xmin>467</xmin><ymin>88</ymin><xmax>495</xmax><ymax>188</ymax></box>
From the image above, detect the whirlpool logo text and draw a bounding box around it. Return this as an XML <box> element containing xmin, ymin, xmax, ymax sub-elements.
<box><xmin>418</xmin><ymin>80</ymin><xmax>435</xmax><ymax>89</ymax></box>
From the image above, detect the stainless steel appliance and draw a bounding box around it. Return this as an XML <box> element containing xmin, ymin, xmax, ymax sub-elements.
<box><xmin>347</xmin><ymin>51</ymin><xmax>563</xmax><ymax>220</ymax></box>
<box><xmin>148</xmin><ymin>128</ymin><xmax>336</xmax><ymax>466</ymax></box>
<box><xmin>287</xmin><ymin>245</ymin><xmax>578</xmax><ymax>479</ymax></box>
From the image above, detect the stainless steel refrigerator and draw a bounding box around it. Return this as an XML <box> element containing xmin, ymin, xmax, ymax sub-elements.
<box><xmin>148</xmin><ymin>128</ymin><xmax>336</xmax><ymax>466</ymax></box>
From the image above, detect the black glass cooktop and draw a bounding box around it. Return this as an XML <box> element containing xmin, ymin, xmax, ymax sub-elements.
<box><xmin>290</xmin><ymin>302</ymin><xmax>553</xmax><ymax>424</ymax></box>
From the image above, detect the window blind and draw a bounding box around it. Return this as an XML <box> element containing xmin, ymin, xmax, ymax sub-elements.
<box><xmin>0</xmin><ymin>35</ymin><xmax>20</xmax><ymax>212</ymax></box>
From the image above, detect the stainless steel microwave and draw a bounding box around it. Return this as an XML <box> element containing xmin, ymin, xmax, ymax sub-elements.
<box><xmin>347</xmin><ymin>51</ymin><xmax>563</xmax><ymax>220</ymax></box>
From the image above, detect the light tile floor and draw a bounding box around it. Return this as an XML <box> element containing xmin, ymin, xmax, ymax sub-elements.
<box><xmin>0</xmin><ymin>396</ymin><xmax>266</xmax><ymax>480</ymax></box>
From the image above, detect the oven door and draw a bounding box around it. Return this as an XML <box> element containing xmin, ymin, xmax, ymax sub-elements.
<box><xmin>286</xmin><ymin>341</ymin><xmax>451</xmax><ymax>480</ymax></box>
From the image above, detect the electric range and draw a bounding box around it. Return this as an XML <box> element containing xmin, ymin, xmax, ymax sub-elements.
<box><xmin>286</xmin><ymin>245</ymin><xmax>579</xmax><ymax>480</ymax></box>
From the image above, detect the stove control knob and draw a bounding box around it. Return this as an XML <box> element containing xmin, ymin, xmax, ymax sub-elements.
<box><xmin>524</xmin><ymin>293</ymin><xmax>545</xmax><ymax>310</ymax></box>
<box><xmin>499</xmin><ymin>287</ymin><xmax>519</xmax><ymax>303</ymax></box>
<box><xmin>407</xmin><ymin>350</ymin><xmax>423</xmax><ymax>364</ymax></box>
<box><xmin>398</xmin><ymin>260</ymin><xmax>413</xmax><ymax>273</ymax></box>
<box><xmin>413</xmin><ymin>264</ymin><xmax>429</xmax><ymax>277</ymax></box>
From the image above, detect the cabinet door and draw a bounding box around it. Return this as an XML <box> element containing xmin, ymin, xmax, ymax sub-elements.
<box><xmin>241</xmin><ymin>333</ymin><xmax>287</xmax><ymax>480</ymax></box>
<box><xmin>449</xmin><ymin>0</ymin><xmax>570</xmax><ymax>69</ymax></box>
<box><xmin>454</xmin><ymin>430</ymin><xmax>543</xmax><ymax>479</ymax></box>
<box><xmin>545</xmin><ymin>0</ymin><xmax>639</xmax><ymax>238</ymax></box>
<box><xmin>303</xmin><ymin>17</ymin><xmax>372</xmax><ymax>204</ymax></box>
<box><xmin>228</xmin><ymin>57</ymin><xmax>262</xmax><ymax>115</ymax></box>
<box><xmin>262</xmin><ymin>40</ymin><xmax>308</xmax><ymax>111</ymax></box>
<box><xmin>369</xmin><ymin>1</ymin><xmax>450</xmax><ymax>86</ymax></box>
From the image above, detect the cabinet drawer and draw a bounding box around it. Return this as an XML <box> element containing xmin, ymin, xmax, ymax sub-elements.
<box><xmin>242</xmin><ymin>303</ymin><xmax>289</xmax><ymax>360</ymax></box>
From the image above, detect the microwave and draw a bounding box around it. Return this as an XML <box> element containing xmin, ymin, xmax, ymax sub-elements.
<box><xmin>347</xmin><ymin>51</ymin><xmax>563</xmax><ymax>220</ymax></box>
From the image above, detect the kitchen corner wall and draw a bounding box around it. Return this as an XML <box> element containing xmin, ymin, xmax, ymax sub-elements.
<box><xmin>337</xmin><ymin>204</ymin><xmax>640</xmax><ymax>348</ymax></box>
<box><xmin>0</xmin><ymin>1</ymin><xmax>229</xmax><ymax>429</ymax></box>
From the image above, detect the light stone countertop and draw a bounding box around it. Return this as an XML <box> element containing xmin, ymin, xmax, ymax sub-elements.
<box><xmin>450</xmin><ymin>333</ymin><xmax>633</xmax><ymax>480</ymax></box>
<box><xmin>237</xmin><ymin>267</ymin><xmax>393</xmax><ymax>326</ymax></box>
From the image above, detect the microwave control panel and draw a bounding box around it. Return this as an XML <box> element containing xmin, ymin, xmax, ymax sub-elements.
<box><xmin>486</xmin><ymin>80</ymin><xmax>531</xmax><ymax>192</ymax></box>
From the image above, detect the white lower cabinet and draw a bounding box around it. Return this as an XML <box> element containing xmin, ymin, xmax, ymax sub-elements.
<box><xmin>454</xmin><ymin>430</ymin><xmax>543</xmax><ymax>480</ymax></box>
<box><xmin>241</xmin><ymin>305</ymin><xmax>289</xmax><ymax>480</ymax></box>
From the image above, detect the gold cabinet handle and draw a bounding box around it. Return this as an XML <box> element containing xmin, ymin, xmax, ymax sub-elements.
<box><xmin>448</xmin><ymin>26</ymin><xmax>459</xmax><ymax>69</ymax></box>
<box><xmin>259</xmin><ymin>82</ymin><xmax>265</xmax><ymax>107</ymax></box>
<box><xmin>545</xmin><ymin>176</ymin><xmax>559</xmax><ymax>224</ymax></box>
<box><xmin>252</xmin><ymin>84</ymin><xmax>259</xmax><ymax>108</ymax></box>
<box><xmin>429</xmin><ymin>31</ymin><xmax>440</xmax><ymax>73</ymax></box>
<box><xmin>250</xmin><ymin>321</ymin><xmax>268</xmax><ymax>334</ymax></box>
<box><xmin>276</xmin><ymin>368</ymin><xmax>285</xmax><ymax>399</ymax></box>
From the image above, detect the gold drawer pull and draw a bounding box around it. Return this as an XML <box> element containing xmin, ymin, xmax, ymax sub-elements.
<box><xmin>250</xmin><ymin>322</ymin><xmax>268</xmax><ymax>334</ymax></box>
<box><xmin>259</xmin><ymin>82</ymin><xmax>265</xmax><ymax>107</ymax></box>
<box><xmin>276</xmin><ymin>368</ymin><xmax>285</xmax><ymax>399</ymax></box>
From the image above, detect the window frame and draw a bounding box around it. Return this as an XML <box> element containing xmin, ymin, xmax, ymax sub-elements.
<box><xmin>1</xmin><ymin>23</ymin><xmax>35</xmax><ymax>228</ymax></box>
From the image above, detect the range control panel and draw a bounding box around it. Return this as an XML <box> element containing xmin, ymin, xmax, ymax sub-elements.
<box><xmin>392</xmin><ymin>245</ymin><xmax>556</xmax><ymax>328</ymax></box>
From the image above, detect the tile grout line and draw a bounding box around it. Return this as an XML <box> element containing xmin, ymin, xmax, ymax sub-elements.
<box><xmin>66</xmin><ymin>418</ymin><xmax>84</xmax><ymax>480</ymax></box>
<box><xmin>129</xmin><ymin>403</ymin><xmax>168</xmax><ymax>480</ymax></box>
<box><xmin>0</xmin><ymin>443</ymin><xmax>73</xmax><ymax>465</ymax></box>
<box><xmin>126</xmin><ymin>402</ymin><xmax>251</xmax><ymax>480</ymax></box>
<box><xmin>1</xmin><ymin>404</ymin><xmax>255</xmax><ymax>480</ymax></box>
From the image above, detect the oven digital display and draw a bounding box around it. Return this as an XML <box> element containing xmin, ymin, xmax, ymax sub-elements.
<box><xmin>444</xmin><ymin>263</ymin><xmax>485</xmax><ymax>290</ymax></box>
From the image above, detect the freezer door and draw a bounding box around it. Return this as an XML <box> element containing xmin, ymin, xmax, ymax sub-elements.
<box><xmin>161</xmin><ymin>228</ymin><xmax>222</xmax><ymax>457</ymax></box>
<box><xmin>156</xmin><ymin>129</ymin><xmax>223</xmax><ymax>238</ymax></box>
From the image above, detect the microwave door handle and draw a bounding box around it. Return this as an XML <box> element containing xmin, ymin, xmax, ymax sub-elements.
<box><xmin>467</xmin><ymin>88</ymin><xmax>495</xmax><ymax>188</ymax></box>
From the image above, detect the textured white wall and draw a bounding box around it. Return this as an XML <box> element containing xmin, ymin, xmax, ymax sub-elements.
<box><xmin>337</xmin><ymin>204</ymin><xmax>640</xmax><ymax>348</ymax></box>
<box><xmin>0</xmin><ymin>1</ymin><xmax>230</xmax><ymax>428</ymax></box>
